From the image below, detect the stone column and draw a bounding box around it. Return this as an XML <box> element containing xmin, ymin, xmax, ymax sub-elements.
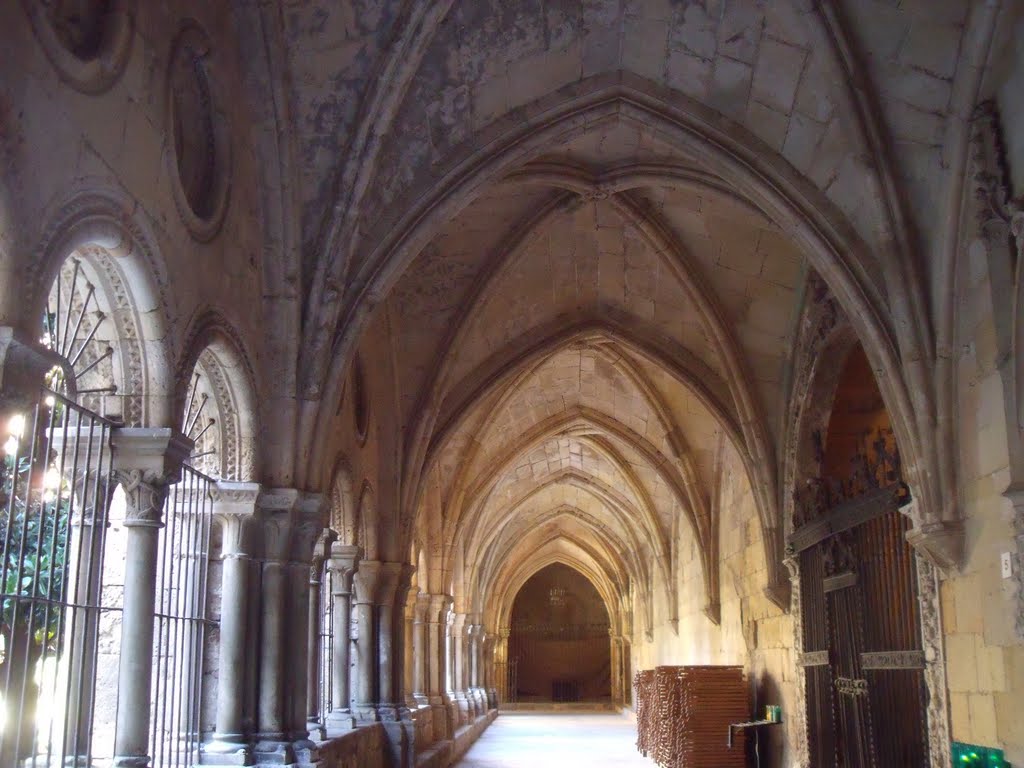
<box><xmin>469</xmin><ymin>622</ymin><xmax>485</xmax><ymax>715</ymax></box>
<box><xmin>306</xmin><ymin>529</ymin><xmax>336</xmax><ymax>740</ymax></box>
<box><xmin>412</xmin><ymin>593</ymin><xmax>430</xmax><ymax>707</ymax></box>
<box><xmin>609</xmin><ymin>633</ymin><xmax>622</xmax><ymax>706</ymax></box>
<box><xmin>450</xmin><ymin>614</ymin><xmax>470</xmax><ymax>724</ymax></box>
<box><xmin>484</xmin><ymin>633</ymin><xmax>497</xmax><ymax>709</ymax></box>
<box><xmin>110</xmin><ymin>428</ymin><xmax>192</xmax><ymax>768</ymax></box>
<box><xmin>375</xmin><ymin>563</ymin><xmax>410</xmax><ymax>718</ymax></box>
<box><xmin>204</xmin><ymin>482</ymin><xmax>261</xmax><ymax>764</ymax></box>
<box><xmin>351</xmin><ymin>561</ymin><xmax>382</xmax><ymax>722</ymax></box>
<box><xmin>252</xmin><ymin>490</ymin><xmax>325</xmax><ymax>763</ymax></box>
<box><xmin>427</xmin><ymin>594</ymin><xmax>453</xmax><ymax>740</ymax></box>
<box><xmin>495</xmin><ymin>628</ymin><xmax>510</xmax><ymax>705</ymax></box>
<box><xmin>286</xmin><ymin>500</ymin><xmax>326</xmax><ymax>750</ymax></box>
<box><xmin>325</xmin><ymin>544</ymin><xmax>361</xmax><ymax>732</ymax></box>
<box><xmin>403</xmin><ymin>597</ymin><xmax>417</xmax><ymax>709</ymax></box>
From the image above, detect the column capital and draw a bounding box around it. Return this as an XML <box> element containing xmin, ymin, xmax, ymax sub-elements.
<box><xmin>413</xmin><ymin>592</ymin><xmax>431</xmax><ymax>623</ymax></box>
<box><xmin>427</xmin><ymin>593</ymin><xmax>453</xmax><ymax>623</ymax></box>
<box><xmin>111</xmin><ymin>428</ymin><xmax>193</xmax><ymax>528</ymax></box>
<box><xmin>212</xmin><ymin>481</ymin><xmax>261</xmax><ymax>557</ymax></box>
<box><xmin>352</xmin><ymin>560</ymin><xmax>406</xmax><ymax>605</ymax></box>
<box><xmin>256</xmin><ymin>488</ymin><xmax>328</xmax><ymax>562</ymax></box>
<box><xmin>327</xmin><ymin>543</ymin><xmax>362</xmax><ymax>594</ymax></box>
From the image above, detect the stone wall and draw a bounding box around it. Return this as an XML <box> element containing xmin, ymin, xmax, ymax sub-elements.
<box><xmin>632</xmin><ymin>443</ymin><xmax>795</xmax><ymax>767</ymax></box>
<box><xmin>951</xmin><ymin>210</ymin><xmax>1024</xmax><ymax>764</ymax></box>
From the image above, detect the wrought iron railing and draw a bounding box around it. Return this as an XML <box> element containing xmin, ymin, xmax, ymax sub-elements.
<box><xmin>150</xmin><ymin>465</ymin><xmax>214</xmax><ymax>768</ymax></box>
<box><xmin>0</xmin><ymin>389</ymin><xmax>117</xmax><ymax>767</ymax></box>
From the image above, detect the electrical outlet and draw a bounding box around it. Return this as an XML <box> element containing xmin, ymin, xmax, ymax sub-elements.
<box><xmin>1002</xmin><ymin>552</ymin><xmax>1014</xmax><ymax>579</ymax></box>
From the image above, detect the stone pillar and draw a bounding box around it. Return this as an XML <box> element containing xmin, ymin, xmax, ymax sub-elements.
<box><xmin>306</xmin><ymin>529</ymin><xmax>336</xmax><ymax>740</ymax></box>
<box><xmin>403</xmin><ymin>596</ymin><xmax>417</xmax><ymax>709</ymax></box>
<box><xmin>325</xmin><ymin>544</ymin><xmax>361</xmax><ymax>732</ymax></box>
<box><xmin>412</xmin><ymin>593</ymin><xmax>430</xmax><ymax>707</ymax></box>
<box><xmin>427</xmin><ymin>594</ymin><xmax>453</xmax><ymax>740</ymax></box>
<box><xmin>450</xmin><ymin>614</ymin><xmax>470</xmax><ymax>724</ymax></box>
<box><xmin>609</xmin><ymin>633</ymin><xmax>622</xmax><ymax>706</ymax></box>
<box><xmin>376</xmin><ymin>563</ymin><xmax>410</xmax><ymax>716</ymax></box>
<box><xmin>484</xmin><ymin>633</ymin><xmax>497</xmax><ymax>709</ymax></box>
<box><xmin>252</xmin><ymin>490</ymin><xmax>325</xmax><ymax>763</ymax></box>
<box><xmin>204</xmin><ymin>482</ymin><xmax>261</xmax><ymax>764</ymax></box>
<box><xmin>110</xmin><ymin>428</ymin><xmax>192</xmax><ymax>768</ymax></box>
<box><xmin>469</xmin><ymin>622</ymin><xmax>486</xmax><ymax>715</ymax></box>
<box><xmin>495</xmin><ymin>628</ymin><xmax>510</xmax><ymax>705</ymax></box>
<box><xmin>351</xmin><ymin>561</ymin><xmax>381</xmax><ymax>722</ymax></box>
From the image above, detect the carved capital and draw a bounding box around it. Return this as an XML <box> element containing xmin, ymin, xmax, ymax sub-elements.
<box><xmin>212</xmin><ymin>481</ymin><xmax>260</xmax><ymax>556</ymax></box>
<box><xmin>112</xmin><ymin>468</ymin><xmax>169</xmax><ymax>528</ymax></box>
<box><xmin>327</xmin><ymin>543</ymin><xmax>362</xmax><ymax>595</ymax></box>
<box><xmin>906</xmin><ymin>519</ymin><xmax>964</xmax><ymax>573</ymax></box>
<box><xmin>413</xmin><ymin>592</ymin><xmax>431</xmax><ymax>624</ymax></box>
<box><xmin>110</xmin><ymin>428</ymin><xmax>192</xmax><ymax>529</ymax></box>
<box><xmin>352</xmin><ymin>560</ymin><xmax>405</xmax><ymax>605</ymax></box>
<box><xmin>427</xmin><ymin>593</ymin><xmax>453</xmax><ymax>624</ymax></box>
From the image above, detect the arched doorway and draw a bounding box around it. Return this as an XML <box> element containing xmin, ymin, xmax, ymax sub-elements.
<box><xmin>507</xmin><ymin>564</ymin><xmax>611</xmax><ymax>705</ymax></box>
<box><xmin>792</xmin><ymin>344</ymin><xmax>929</xmax><ymax>767</ymax></box>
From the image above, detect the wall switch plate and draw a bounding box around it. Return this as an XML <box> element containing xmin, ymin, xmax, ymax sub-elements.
<box><xmin>1002</xmin><ymin>552</ymin><xmax>1014</xmax><ymax>579</ymax></box>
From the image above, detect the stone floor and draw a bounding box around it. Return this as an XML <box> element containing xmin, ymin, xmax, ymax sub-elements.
<box><xmin>453</xmin><ymin>712</ymin><xmax>652</xmax><ymax>767</ymax></box>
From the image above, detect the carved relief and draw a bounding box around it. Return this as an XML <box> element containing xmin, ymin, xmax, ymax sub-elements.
<box><xmin>916</xmin><ymin>556</ymin><xmax>951</xmax><ymax>768</ymax></box>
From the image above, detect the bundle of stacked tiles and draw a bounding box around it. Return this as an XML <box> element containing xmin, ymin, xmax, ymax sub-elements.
<box><xmin>634</xmin><ymin>670</ymin><xmax>656</xmax><ymax>757</ymax></box>
<box><xmin>653</xmin><ymin>666</ymin><xmax>684</xmax><ymax>766</ymax></box>
<box><xmin>632</xmin><ymin>665</ymin><xmax>747</xmax><ymax>767</ymax></box>
<box><xmin>673</xmin><ymin>665</ymin><xmax>747</xmax><ymax>767</ymax></box>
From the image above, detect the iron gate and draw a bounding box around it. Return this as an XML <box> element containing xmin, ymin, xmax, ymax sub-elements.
<box><xmin>0</xmin><ymin>390</ymin><xmax>117</xmax><ymax>767</ymax></box>
<box><xmin>792</xmin><ymin>430</ymin><xmax>929</xmax><ymax>767</ymax></box>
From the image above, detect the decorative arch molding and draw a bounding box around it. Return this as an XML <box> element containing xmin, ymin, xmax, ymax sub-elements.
<box><xmin>329</xmin><ymin>457</ymin><xmax>359</xmax><ymax>547</ymax></box>
<box><xmin>175</xmin><ymin>309</ymin><xmax>260</xmax><ymax>480</ymax></box>
<box><xmin>26</xmin><ymin>188</ymin><xmax>177</xmax><ymax>426</ymax></box>
<box><xmin>21</xmin><ymin>0</ymin><xmax>135</xmax><ymax>94</ymax></box>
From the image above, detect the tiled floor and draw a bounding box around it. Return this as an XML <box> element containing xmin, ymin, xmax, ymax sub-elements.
<box><xmin>453</xmin><ymin>712</ymin><xmax>652</xmax><ymax>767</ymax></box>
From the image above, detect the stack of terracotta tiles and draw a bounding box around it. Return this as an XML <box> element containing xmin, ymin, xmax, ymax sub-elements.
<box><xmin>633</xmin><ymin>665</ymin><xmax>747</xmax><ymax>767</ymax></box>
<box><xmin>633</xmin><ymin>670</ymin><xmax>656</xmax><ymax>757</ymax></box>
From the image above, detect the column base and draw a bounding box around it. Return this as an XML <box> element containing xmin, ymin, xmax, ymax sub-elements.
<box><xmin>306</xmin><ymin>721</ymin><xmax>326</xmax><ymax>742</ymax></box>
<box><xmin>201</xmin><ymin>738</ymin><xmax>254</xmax><ymax>766</ymax></box>
<box><xmin>324</xmin><ymin>710</ymin><xmax>357</xmax><ymax>734</ymax></box>
<box><xmin>251</xmin><ymin>740</ymin><xmax>296</xmax><ymax>766</ymax></box>
<box><xmin>430</xmin><ymin>702</ymin><xmax>451</xmax><ymax>741</ymax></box>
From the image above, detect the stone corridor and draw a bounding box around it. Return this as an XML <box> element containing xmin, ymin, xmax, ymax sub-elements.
<box><xmin>454</xmin><ymin>713</ymin><xmax>650</xmax><ymax>768</ymax></box>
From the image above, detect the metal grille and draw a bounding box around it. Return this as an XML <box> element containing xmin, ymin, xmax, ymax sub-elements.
<box><xmin>318</xmin><ymin>563</ymin><xmax>333</xmax><ymax>727</ymax></box>
<box><xmin>0</xmin><ymin>390</ymin><xmax>116</xmax><ymax>767</ymax></box>
<box><xmin>150</xmin><ymin>465</ymin><xmax>213</xmax><ymax>768</ymax></box>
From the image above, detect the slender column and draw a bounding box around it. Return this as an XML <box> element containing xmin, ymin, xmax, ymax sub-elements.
<box><xmin>110</xmin><ymin>429</ymin><xmax>192</xmax><ymax>768</ymax></box>
<box><xmin>306</xmin><ymin>529</ymin><xmax>336</xmax><ymax>740</ymax></box>
<box><xmin>426</xmin><ymin>594</ymin><xmax>453</xmax><ymax>740</ymax></box>
<box><xmin>468</xmin><ymin>622</ymin><xmax>485</xmax><ymax>715</ymax></box>
<box><xmin>352</xmin><ymin>561</ymin><xmax>382</xmax><ymax>721</ymax></box>
<box><xmin>204</xmin><ymin>483</ymin><xmax>261</xmax><ymax>763</ymax></box>
<box><xmin>450</xmin><ymin>614</ymin><xmax>469</xmax><ymax>723</ymax></box>
<box><xmin>484</xmin><ymin>633</ymin><xmax>497</xmax><ymax>709</ymax></box>
<box><xmin>403</xmin><ymin>597</ymin><xmax>417</xmax><ymax>709</ymax></box>
<box><xmin>412</xmin><ymin>593</ymin><xmax>430</xmax><ymax>706</ymax></box>
<box><xmin>255</xmin><ymin>504</ymin><xmax>290</xmax><ymax>746</ymax></box>
<box><xmin>495</xmin><ymin>628</ymin><xmax>510</xmax><ymax>705</ymax></box>
<box><xmin>375</xmin><ymin>563</ymin><xmax>410</xmax><ymax>717</ymax></box>
<box><xmin>609</xmin><ymin>633</ymin><xmax>621</xmax><ymax>705</ymax></box>
<box><xmin>325</xmin><ymin>544</ymin><xmax>361</xmax><ymax>731</ymax></box>
<box><xmin>286</xmin><ymin>503</ymin><xmax>326</xmax><ymax>747</ymax></box>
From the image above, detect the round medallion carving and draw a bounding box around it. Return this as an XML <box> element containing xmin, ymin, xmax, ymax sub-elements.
<box><xmin>166</xmin><ymin>23</ymin><xmax>230</xmax><ymax>241</ymax></box>
<box><xmin>353</xmin><ymin>356</ymin><xmax>369</xmax><ymax>443</ymax></box>
<box><xmin>23</xmin><ymin>0</ymin><xmax>134</xmax><ymax>93</ymax></box>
